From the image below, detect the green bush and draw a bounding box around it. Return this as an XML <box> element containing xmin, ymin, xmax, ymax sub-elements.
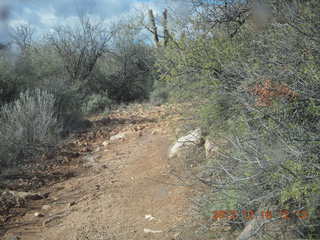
<box><xmin>96</xmin><ymin>31</ymin><xmax>156</xmax><ymax>103</ymax></box>
<box><xmin>0</xmin><ymin>55</ymin><xmax>23</xmax><ymax>105</ymax></box>
<box><xmin>149</xmin><ymin>80</ymin><xmax>169</xmax><ymax>106</ymax></box>
<box><xmin>51</xmin><ymin>83</ymin><xmax>83</xmax><ymax>130</ymax></box>
<box><xmin>81</xmin><ymin>91</ymin><xmax>112</xmax><ymax>114</ymax></box>
<box><xmin>157</xmin><ymin>0</ymin><xmax>320</xmax><ymax>238</ymax></box>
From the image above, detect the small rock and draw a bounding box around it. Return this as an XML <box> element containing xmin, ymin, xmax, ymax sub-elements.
<box><xmin>144</xmin><ymin>228</ymin><xmax>162</xmax><ymax>234</ymax></box>
<box><xmin>102</xmin><ymin>141</ymin><xmax>109</xmax><ymax>146</ymax></box>
<box><xmin>52</xmin><ymin>196</ymin><xmax>59</xmax><ymax>201</ymax></box>
<box><xmin>34</xmin><ymin>212</ymin><xmax>44</xmax><ymax>217</ymax></box>
<box><xmin>151</xmin><ymin>129</ymin><xmax>159</xmax><ymax>135</ymax></box>
<box><xmin>95</xmin><ymin>147</ymin><xmax>101</xmax><ymax>152</ymax></box>
<box><xmin>42</xmin><ymin>205</ymin><xmax>51</xmax><ymax>211</ymax></box>
<box><xmin>145</xmin><ymin>214</ymin><xmax>155</xmax><ymax>221</ymax></box>
<box><xmin>69</xmin><ymin>201</ymin><xmax>76</xmax><ymax>207</ymax></box>
<box><xmin>110</xmin><ymin>132</ymin><xmax>127</xmax><ymax>142</ymax></box>
<box><xmin>2</xmin><ymin>190</ymin><xmax>44</xmax><ymax>202</ymax></box>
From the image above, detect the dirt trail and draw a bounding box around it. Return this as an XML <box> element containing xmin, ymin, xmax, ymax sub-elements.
<box><xmin>3</xmin><ymin>105</ymin><xmax>191</xmax><ymax>240</ymax></box>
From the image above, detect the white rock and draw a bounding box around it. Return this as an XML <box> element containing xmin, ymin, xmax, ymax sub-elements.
<box><xmin>145</xmin><ymin>214</ymin><xmax>155</xmax><ymax>221</ymax></box>
<box><xmin>110</xmin><ymin>132</ymin><xmax>127</xmax><ymax>142</ymax></box>
<box><xmin>34</xmin><ymin>212</ymin><xmax>44</xmax><ymax>217</ymax></box>
<box><xmin>144</xmin><ymin>228</ymin><xmax>162</xmax><ymax>234</ymax></box>
<box><xmin>41</xmin><ymin>205</ymin><xmax>51</xmax><ymax>211</ymax></box>
<box><xmin>168</xmin><ymin>128</ymin><xmax>202</xmax><ymax>159</ymax></box>
<box><xmin>3</xmin><ymin>190</ymin><xmax>44</xmax><ymax>201</ymax></box>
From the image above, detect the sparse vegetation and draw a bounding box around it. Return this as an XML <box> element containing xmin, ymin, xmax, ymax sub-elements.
<box><xmin>1</xmin><ymin>0</ymin><xmax>320</xmax><ymax>239</ymax></box>
<box><xmin>0</xmin><ymin>12</ymin><xmax>157</xmax><ymax>166</ymax></box>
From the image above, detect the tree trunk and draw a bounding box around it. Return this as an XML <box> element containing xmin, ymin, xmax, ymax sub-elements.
<box><xmin>148</xmin><ymin>9</ymin><xmax>160</xmax><ymax>48</ymax></box>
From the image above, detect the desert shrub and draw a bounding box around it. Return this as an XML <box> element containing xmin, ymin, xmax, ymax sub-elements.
<box><xmin>47</xmin><ymin>80</ymin><xmax>83</xmax><ymax>131</ymax></box>
<box><xmin>81</xmin><ymin>91</ymin><xmax>112</xmax><ymax>114</ymax></box>
<box><xmin>0</xmin><ymin>89</ymin><xmax>60</xmax><ymax>166</ymax></box>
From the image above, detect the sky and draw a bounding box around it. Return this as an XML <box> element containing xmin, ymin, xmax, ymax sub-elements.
<box><xmin>9</xmin><ymin>0</ymin><xmax>164</xmax><ymax>26</ymax></box>
<box><xmin>0</xmin><ymin>0</ymin><xmax>173</xmax><ymax>44</ymax></box>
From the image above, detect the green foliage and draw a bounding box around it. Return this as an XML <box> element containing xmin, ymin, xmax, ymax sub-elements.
<box><xmin>149</xmin><ymin>80</ymin><xmax>169</xmax><ymax>105</ymax></box>
<box><xmin>0</xmin><ymin>56</ymin><xmax>18</xmax><ymax>105</ymax></box>
<box><xmin>98</xmin><ymin>41</ymin><xmax>155</xmax><ymax>103</ymax></box>
<box><xmin>156</xmin><ymin>36</ymin><xmax>241</xmax><ymax>100</ymax></box>
<box><xmin>82</xmin><ymin>91</ymin><xmax>112</xmax><ymax>114</ymax></box>
<box><xmin>51</xmin><ymin>83</ymin><xmax>83</xmax><ymax>130</ymax></box>
<box><xmin>156</xmin><ymin>0</ymin><xmax>320</xmax><ymax>238</ymax></box>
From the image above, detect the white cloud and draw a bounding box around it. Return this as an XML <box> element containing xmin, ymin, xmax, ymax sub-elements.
<box><xmin>131</xmin><ymin>1</ymin><xmax>165</xmax><ymax>14</ymax></box>
<box><xmin>3</xmin><ymin>0</ymin><xmax>175</xmax><ymax>39</ymax></box>
<box><xmin>38</xmin><ymin>7</ymin><xmax>58</xmax><ymax>26</ymax></box>
<box><xmin>9</xmin><ymin>19</ymin><xmax>28</xmax><ymax>28</ymax></box>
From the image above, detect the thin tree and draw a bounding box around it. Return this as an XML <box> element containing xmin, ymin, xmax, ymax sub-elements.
<box><xmin>11</xmin><ymin>24</ymin><xmax>35</xmax><ymax>52</ymax></box>
<box><xmin>48</xmin><ymin>15</ymin><xmax>113</xmax><ymax>85</ymax></box>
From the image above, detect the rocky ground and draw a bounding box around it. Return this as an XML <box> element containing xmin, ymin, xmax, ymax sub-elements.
<box><xmin>0</xmin><ymin>104</ymin><xmax>200</xmax><ymax>240</ymax></box>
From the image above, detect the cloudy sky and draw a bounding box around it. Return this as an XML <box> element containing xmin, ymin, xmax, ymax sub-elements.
<box><xmin>0</xmin><ymin>0</ymin><xmax>176</xmax><ymax>44</ymax></box>
<box><xmin>9</xmin><ymin>0</ymin><xmax>169</xmax><ymax>27</ymax></box>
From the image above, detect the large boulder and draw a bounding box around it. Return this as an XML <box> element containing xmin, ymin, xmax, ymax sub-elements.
<box><xmin>168</xmin><ymin>128</ymin><xmax>202</xmax><ymax>159</ymax></box>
